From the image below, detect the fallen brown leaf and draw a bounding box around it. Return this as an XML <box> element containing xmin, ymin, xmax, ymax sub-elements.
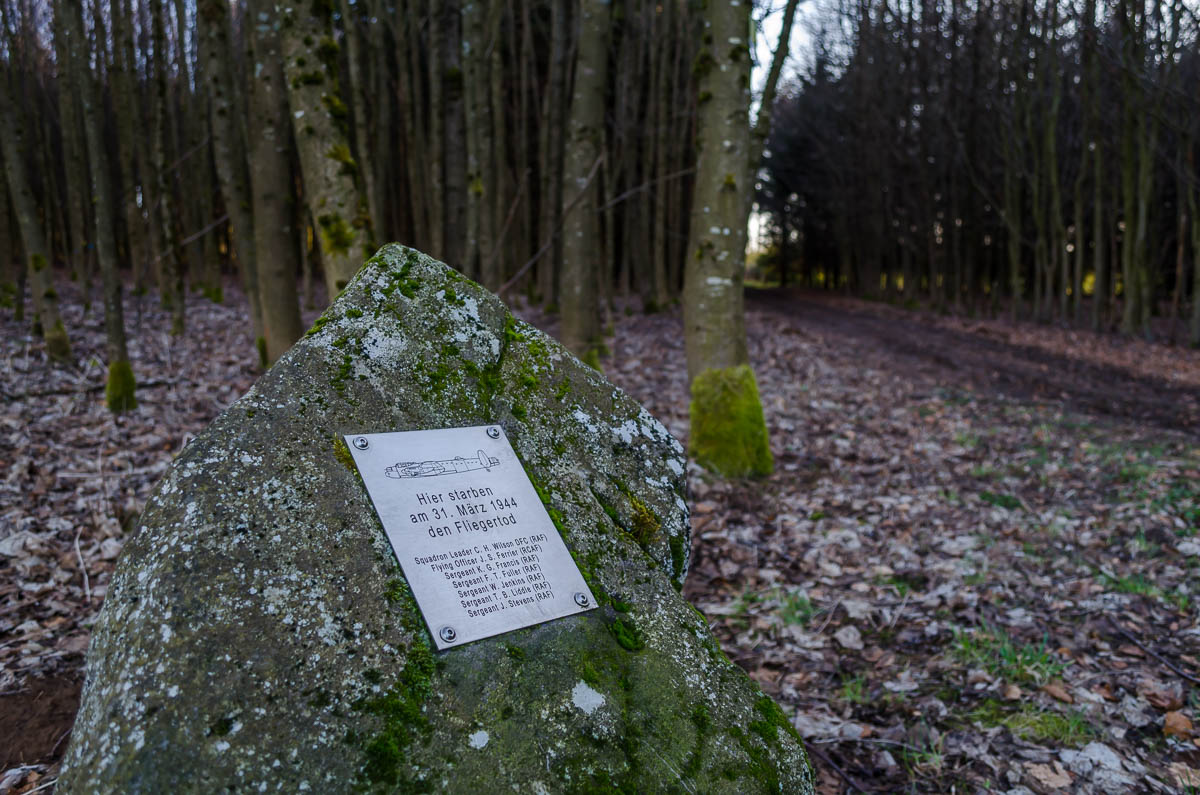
<box><xmin>1164</xmin><ymin>711</ymin><xmax>1193</xmax><ymax>739</ymax></box>
<box><xmin>1140</xmin><ymin>685</ymin><xmax>1183</xmax><ymax>712</ymax></box>
<box><xmin>1042</xmin><ymin>681</ymin><xmax>1074</xmax><ymax>704</ymax></box>
<box><xmin>1025</xmin><ymin>760</ymin><xmax>1072</xmax><ymax>789</ymax></box>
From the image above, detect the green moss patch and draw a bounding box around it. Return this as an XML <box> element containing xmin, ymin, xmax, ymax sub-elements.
<box><xmin>105</xmin><ymin>359</ymin><xmax>138</xmax><ymax>413</ymax></box>
<box><xmin>44</xmin><ymin>319</ymin><xmax>72</xmax><ymax>362</ymax></box>
<box><xmin>354</xmin><ymin>644</ymin><xmax>436</xmax><ymax>786</ymax></box>
<box><xmin>968</xmin><ymin>699</ymin><xmax>1095</xmax><ymax>746</ymax></box>
<box><xmin>688</xmin><ymin>364</ymin><xmax>773</xmax><ymax>478</ymax></box>
<box><xmin>318</xmin><ymin>213</ymin><xmax>357</xmax><ymax>256</ymax></box>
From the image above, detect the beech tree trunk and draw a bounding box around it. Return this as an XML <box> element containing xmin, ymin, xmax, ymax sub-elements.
<box><xmin>278</xmin><ymin>0</ymin><xmax>372</xmax><ymax>297</ymax></box>
<box><xmin>198</xmin><ymin>0</ymin><xmax>265</xmax><ymax>355</ymax></box>
<box><xmin>63</xmin><ymin>0</ymin><xmax>134</xmax><ymax>407</ymax></box>
<box><xmin>52</xmin><ymin>4</ymin><xmax>90</xmax><ymax>280</ymax></box>
<box><xmin>149</xmin><ymin>0</ymin><xmax>186</xmax><ymax>331</ymax></box>
<box><xmin>247</xmin><ymin>0</ymin><xmax>304</xmax><ymax>364</ymax></box>
<box><xmin>438</xmin><ymin>0</ymin><xmax>468</xmax><ymax>271</ymax></box>
<box><xmin>0</xmin><ymin>76</ymin><xmax>72</xmax><ymax>361</ymax></box>
<box><xmin>559</xmin><ymin>0</ymin><xmax>608</xmax><ymax>363</ymax></box>
<box><xmin>681</xmin><ymin>0</ymin><xmax>797</xmax><ymax>478</ymax></box>
<box><xmin>537</xmin><ymin>0</ymin><xmax>570</xmax><ymax>307</ymax></box>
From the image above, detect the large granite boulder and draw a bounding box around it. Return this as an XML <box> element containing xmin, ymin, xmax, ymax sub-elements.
<box><xmin>61</xmin><ymin>245</ymin><xmax>813</xmax><ymax>793</ymax></box>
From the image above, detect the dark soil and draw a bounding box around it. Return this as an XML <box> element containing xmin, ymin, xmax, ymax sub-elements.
<box><xmin>0</xmin><ymin>676</ymin><xmax>82</xmax><ymax>770</ymax></box>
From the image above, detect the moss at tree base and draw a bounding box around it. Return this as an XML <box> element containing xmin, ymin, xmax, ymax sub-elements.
<box><xmin>689</xmin><ymin>364</ymin><xmax>773</xmax><ymax>478</ymax></box>
<box><xmin>43</xmin><ymin>320</ymin><xmax>72</xmax><ymax>362</ymax></box>
<box><xmin>105</xmin><ymin>359</ymin><xmax>138</xmax><ymax>413</ymax></box>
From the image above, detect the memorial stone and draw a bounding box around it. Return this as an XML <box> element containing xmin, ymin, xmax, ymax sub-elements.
<box><xmin>60</xmin><ymin>245</ymin><xmax>813</xmax><ymax>793</ymax></box>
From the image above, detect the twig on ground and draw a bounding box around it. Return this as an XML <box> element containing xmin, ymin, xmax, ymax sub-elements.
<box><xmin>807</xmin><ymin>744</ymin><xmax>871</xmax><ymax>793</ymax></box>
<box><xmin>815</xmin><ymin>599</ymin><xmax>841</xmax><ymax>635</ymax></box>
<box><xmin>1110</xmin><ymin>620</ymin><xmax>1200</xmax><ymax>685</ymax></box>
<box><xmin>809</xmin><ymin>736</ymin><xmax>927</xmax><ymax>754</ymax></box>
<box><xmin>74</xmin><ymin>528</ymin><xmax>91</xmax><ymax>602</ymax></box>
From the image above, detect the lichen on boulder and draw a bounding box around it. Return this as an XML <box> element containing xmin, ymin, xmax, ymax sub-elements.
<box><xmin>60</xmin><ymin>244</ymin><xmax>812</xmax><ymax>794</ymax></box>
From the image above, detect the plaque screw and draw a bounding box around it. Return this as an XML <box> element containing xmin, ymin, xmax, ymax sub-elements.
<box><xmin>439</xmin><ymin>626</ymin><xmax>458</xmax><ymax>643</ymax></box>
<box><xmin>486</xmin><ymin>426</ymin><xmax>500</xmax><ymax>439</ymax></box>
<box><xmin>573</xmin><ymin>593</ymin><xmax>590</xmax><ymax>608</ymax></box>
<box><xmin>353</xmin><ymin>437</ymin><xmax>369</xmax><ymax>450</ymax></box>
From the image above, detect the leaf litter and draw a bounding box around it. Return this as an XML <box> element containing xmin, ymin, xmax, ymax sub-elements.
<box><xmin>2</xmin><ymin>282</ymin><xmax>1199</xmax><ymax>793</ymax></box>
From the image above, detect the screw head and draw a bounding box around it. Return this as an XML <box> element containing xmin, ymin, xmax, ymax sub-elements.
<box><xmin>486</xmin><ymin>426</ymin><xmax>501</xmax><ymax>439</ymax></box>
<box><xmin>353</xmin><ymin>437</ymin><xmax>369</xmax><ymax>450</ymax></box>
<box><xmin>573</xmin><ymin>592</ymin><xmax>590</xmax><ymax>608</ymax></box>
<box><xmin>439</xmin><ymin>626</ymin><xmax>457</xmax><ymax>643</ymax></box>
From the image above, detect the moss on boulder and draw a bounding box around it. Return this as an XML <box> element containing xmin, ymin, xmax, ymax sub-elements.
<box><xmin>60</xmin><ymin>245</ymin><xmax>812</xmax><ymax>794</ymax></box>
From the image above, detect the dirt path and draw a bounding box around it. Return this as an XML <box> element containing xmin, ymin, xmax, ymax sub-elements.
<box><xmin>748</xmin><ymin>288</ymin><xmax>1200</xmax><ymax>436</ymax></box>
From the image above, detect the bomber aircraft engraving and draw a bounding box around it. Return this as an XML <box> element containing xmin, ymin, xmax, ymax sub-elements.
<box><xmin>385</xmin><ymin>449</ymin><xmax>500</xmax><ymax>479</ymax></box>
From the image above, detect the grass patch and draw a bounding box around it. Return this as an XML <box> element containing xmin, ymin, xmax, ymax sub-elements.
<box><xmin>952</xmin><ymin>624</ymin><xmax>1067</xmax><ymax>685</ymax></box>
<box><xmin>840</xmin><ymin>675</ymin><xmax>869</xmax><ymax>704</ymax></box>
<box><xmin>979</xmin><ymin>491</ymin><xmax>1021</xmax><ymax>510</ymax></box>
<box><xmin>780</xmin><ymin>590</ymin><xmax>818</xmax><ymax>627</ymax></box>
<box><xmin>1097</xmin><ymin>571</ymin><xmax>1192</xmax><ymax>613</ymax></box>
<box><xmin>1153</xmin><ymin>481</ymin><xmax>1200</xmax><ymax>536</ymax></box>
<box><xmin>968</xmin><ymin>699</ymin><xmax>1095</xmax><ymax>746</ymax></box>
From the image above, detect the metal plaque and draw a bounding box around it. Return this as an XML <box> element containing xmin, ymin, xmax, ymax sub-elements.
<box><xmin>345</xmin><ymin>425</ymin><xmax>596</xmax><ymax>650</ymax></box>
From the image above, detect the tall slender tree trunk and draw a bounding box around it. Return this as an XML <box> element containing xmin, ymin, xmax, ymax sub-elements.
<box><xmin>0</xmin><ymin>80</ymin><xmax>72</xmax><ymax>360</ymax></box>
<box><xmin>464</xmin><ymin>0</ymin><xmax>498</xmax><ymax>285</ymax></box>
<box><xmin>1188</xmin><ymin>141</ymin><xmax>1200</xmax><ymax>347</ymax></box>
<box><xmin>247</xmin><ymin>0</ymin><xmax>303</xmax><ymax>364</ymax></box>
<box><xmin>559</xmin><ymin>0</ymin><xmax>608</xmax><ymax>363</ymax></box>
<box><xmin>149</xmin><ymin>0</ymin><xmax>185</xmax><ymax>331</ymax></box>
<box><xmin>198</xmin><ymin>0</ymin><xmax>265</xmax><ymax>359</ymax></box>
<box><xmin>537</xmin><ymin>0</ymin><xmax>570</xmax><ymax>307</ymax></box>
<box><xmin>682</xmin><ymin>0</ymin><xmax>797</xmax><ymax>478</ymax></box>
<box><xmin>111</xmin><ymin>0</ymin><xmax>146</xmax><ymax>277</ymax></box>
<box><xmin>61</xmin><ymin>0</ymin><xmax>135</xmax><ymax>407</ymax></box>
<box><xmin>484</xmin><ymin>0</ymin><xmax>508</xmax><ymax>289</ymax></box>
<box><xmin>648</xmin><ymin>0</ymin><xmax>673</xmax><ymax>311</ymax></box>
<box><xmin>438</xmin><ymin>0</ymin><xmax>467</xmax><ymax>270</ymax></box>
<box><xmin>1092</xmin><ymin>140</ymin><xmax>1106</xmax><ymax>331</ymax></box>
<box><xmin>279</xmin><ymin>0</ymin><xmax>372</xmax><ymax>297</ymax></box>
<box><xmin>52</xmin><ymin>7</ymin><xmax>89</xmax><ymax>280</ymax></box>
<box><xmin>340</xmin><ymin>0</ymin><xmax>381</xmax><ymax>236</ymax></box>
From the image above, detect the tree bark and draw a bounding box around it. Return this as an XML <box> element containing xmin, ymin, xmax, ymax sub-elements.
<box><xmin>0</xmin><ymin>76</ymin><xmax>72</xmax><ymax>360</ymax></box>
<box><xmin>149</xmin><ymin>0</ymin><xmax>186</xmax><ymax>331</ymax></box>
<box><xmin>278</xmin><ymin>0</ymin><xmax>372</xmax><ymax>297</ymax></box>
<box><xmin>198</xmin><ymin>0</ymin><xmax>265</xmax><ymax>354</ymax></box>
<box><xmin>63</xmin><ymin>0</ymin><xmax>135</xmax><ymax>406</ymax></box>
<box><xmin>248</xmin><ymin>0</ymin><xmax>304</xmax><ymax>363</ymax></box>
<box><xmin>682</xmin><ymin>0</ymin><xmax>796</xmax><ymax>478</ymax></box>
<box><xmin>431</xmin><ymin>0</ymin><xmax>468</xmax><ymax>271</ymax></box>
<box><xmin>559</xmin><ymin>0</ymin><xmax>608</xmax><ymax>363</ymax></box>
<box><xmin>537</xmin><ymin>0</ymin><xmax>570</xmax><ymax>307</ymax></box>
<box><xmin>340</xmin><ymin>0</ymin><xmax>381</xmax><ymax>236</ymax></box>
<box><xmin>51</xmin><ymin>3</ymin><xmax>90</xmax><ymax>280</ymax></box>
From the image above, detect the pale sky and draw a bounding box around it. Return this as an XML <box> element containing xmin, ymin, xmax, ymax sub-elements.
<box><xmin>749</xmin><ymin>2</ymin><xmax>814</xmax><ymax>253</ymax></box>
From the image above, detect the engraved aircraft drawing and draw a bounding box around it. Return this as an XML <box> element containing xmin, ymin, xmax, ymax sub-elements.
<box><xmin>384</xmin><ymin>450</ymin><xmax>500</xmax><ymax>479</ymax></box>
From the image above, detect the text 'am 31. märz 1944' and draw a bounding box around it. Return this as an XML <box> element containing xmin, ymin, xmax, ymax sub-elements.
<box><xmin>344</xmin><ymin>425</ymin><xmax>596</xmax><ymax>650</ymax></box>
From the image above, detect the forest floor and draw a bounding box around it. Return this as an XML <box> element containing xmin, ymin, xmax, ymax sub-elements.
<box><xmin>3</xmin><ymin>278</ymin><xmax>1200</xmax><ymax>793</ymax></box>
